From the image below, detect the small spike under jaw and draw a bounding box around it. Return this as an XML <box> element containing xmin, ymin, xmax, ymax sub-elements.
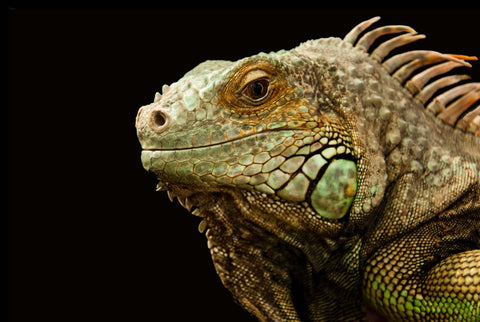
<box><xmin>198</xmin><ymin>219</ymin><xmax>208</xmax><ymax>234</ymax></box>
<box><xmin>191</xmin><ymin>208</ymin><xmax>202</xmax><ymax>217</ymax></box>
<box><xmin>154</xmin><ymin>92</ymin><xmax>162</xmax><ymax>102</ymax></box>
<box><xmin>167</xmin><ymin>190</ymin><xmax>175</xmax><ymax>202</ymax></box>
<box><xmin>156</xmin><ymin>182</ymin><xmax>167</xmax><ymax>191</ymax></box>
<box><xmin>177</xmin><ymin>197</ymin><xmax>187</xmax><ymax>208</ymax></box>
<box><xmin>184</xmin><ymin>198</ymin><xmax>194</xmax><ymax>212</ymax></box>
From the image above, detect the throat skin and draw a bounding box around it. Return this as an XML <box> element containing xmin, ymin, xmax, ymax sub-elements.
<box><xmin>198</xmin><ymin>188</ymin><xmax>365</xmax><ymax>321</ymax></box>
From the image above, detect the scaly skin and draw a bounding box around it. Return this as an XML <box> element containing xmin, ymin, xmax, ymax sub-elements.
<box><xmin>136</xmin><ymin>18</ymin><xmax>480</xmax><ymax>321</ymax></box>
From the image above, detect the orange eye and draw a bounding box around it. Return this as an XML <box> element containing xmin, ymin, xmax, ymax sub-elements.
<box><xmin>242</xmin><ymin>78</ymin><xmax>270</xmax><ymax>101</ymax></box>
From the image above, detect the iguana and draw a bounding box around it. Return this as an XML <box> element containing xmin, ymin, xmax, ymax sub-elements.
<box><xmin>135</xmin><ymin>17</ymin><xmax>480</xmax><ymax>321</ymax></box>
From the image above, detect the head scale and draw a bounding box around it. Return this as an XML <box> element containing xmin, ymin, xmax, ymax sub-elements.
<box><xmin>136</xmin><ymin>46</ymin><xmax>359</xmax><ymax>220</ymax></box>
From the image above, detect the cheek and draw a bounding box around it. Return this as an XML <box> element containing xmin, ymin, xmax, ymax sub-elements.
<box><xmin>310</xmin><ymin>159</ymin><xmax>358</xmax><ymax>219</ymax></box>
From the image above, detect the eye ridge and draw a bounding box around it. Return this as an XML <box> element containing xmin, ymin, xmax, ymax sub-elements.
<box><xmin>242</xmin><ymin>78</ymin><xmax>270</xmax><ymax>101</ymax></box>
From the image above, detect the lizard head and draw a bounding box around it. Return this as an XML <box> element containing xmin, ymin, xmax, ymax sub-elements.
<box><xmin>136</xmin><ymin>52</ymin><xmax>358</xmax><ymax>222</ymax></box>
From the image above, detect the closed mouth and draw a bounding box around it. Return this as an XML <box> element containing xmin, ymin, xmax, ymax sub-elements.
<box><xmin>141</xmin><ymin>128</ymin><xmax>298</xmax><ymax>152</ymax></box>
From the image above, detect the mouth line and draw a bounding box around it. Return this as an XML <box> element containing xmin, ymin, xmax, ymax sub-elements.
<box><xmin>141</xmin><ymin>128</ymin><xmax>300</xmax><ymax>152</ymax></box>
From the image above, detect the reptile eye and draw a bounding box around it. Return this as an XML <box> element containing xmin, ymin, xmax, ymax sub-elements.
<box><xmin>243</xmin><ymin>78</ymin><xmax>270</xmax><ymax>101</ymax></box>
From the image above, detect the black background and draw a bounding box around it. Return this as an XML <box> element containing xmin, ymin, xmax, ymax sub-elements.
<box><xmin>8</xmin><ymin>7</ymin><xmax>480</xmax><ymax>321</ymax></box>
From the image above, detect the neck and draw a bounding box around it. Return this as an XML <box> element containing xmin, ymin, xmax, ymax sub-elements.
<box><xmin>201</xmin><ymin>188</ymin><xmax>365</xmax><ymax>321</ymax></box>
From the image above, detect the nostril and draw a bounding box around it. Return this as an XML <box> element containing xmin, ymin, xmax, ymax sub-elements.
<box><xmin>148</xmin><ymin>109</ymin><xmax>170</xmax><ymax>133</ymax></box>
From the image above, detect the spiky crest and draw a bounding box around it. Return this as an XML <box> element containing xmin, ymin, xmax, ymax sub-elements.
<box><xmin>344</xmin><ymin>17</ymin><xmax>480</xmax><ymax>135</ymax></box>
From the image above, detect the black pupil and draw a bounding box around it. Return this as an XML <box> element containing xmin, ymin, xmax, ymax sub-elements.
<box><xmin>244</xmin><ymin>78</ymin><xmax>269</xmax><ymax>101</ymax></box>
<box><xmin>252</xmin><ymin>82</ymin><xmax>264</xmax><ymax>96</ymax></box>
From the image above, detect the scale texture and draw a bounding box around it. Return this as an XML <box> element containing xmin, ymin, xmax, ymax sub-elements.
<box><xmin>136</xmin><ymin>17</ymin><xmax>480</xmax><ymax>321</ymax></box>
